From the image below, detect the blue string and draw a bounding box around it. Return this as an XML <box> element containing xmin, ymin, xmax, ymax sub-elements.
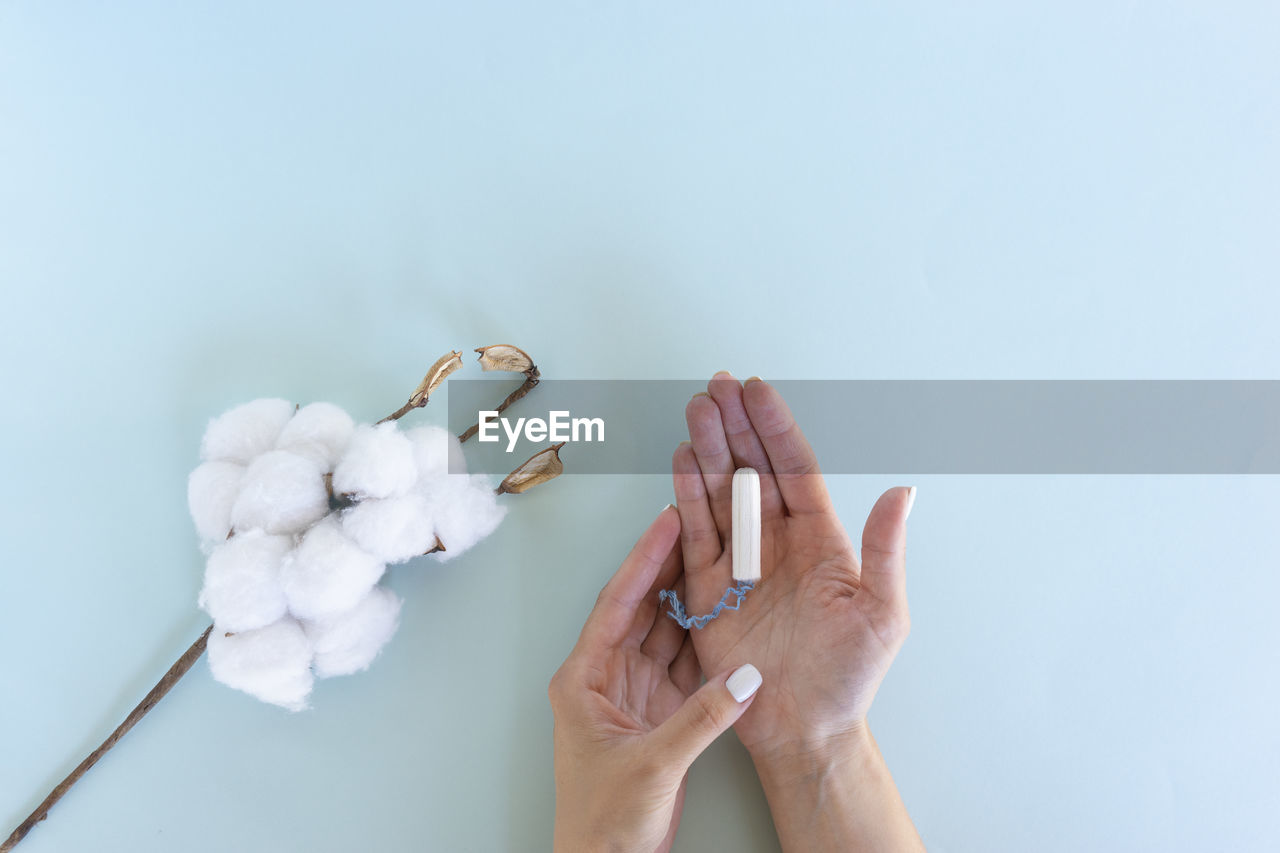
<box><xmin>658</xmin><ymin>580</ymin><xmax>755</xmax><ymax>630</ymax></box>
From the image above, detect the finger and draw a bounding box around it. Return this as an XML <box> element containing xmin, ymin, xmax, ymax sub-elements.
<box><xmin>685</xmin><ymin>393</ymin><xmax>735</xmax><ymax>534</ymax></box>
<box><xmin>620</xmin><ymin>503</ymin><xmax>683</xmax><ymax>647</ymax></box>
<box><xmin>859</xmin><ymin>486</ymin><xmax>915</xmax><ymax>611</ymax></box>
<box><xmin>741</xmin><ymin>378</ymin><xmax>834</xmax><ymax>516</ymax></box>
<box><xmin>668</xmin><ymin>635</ymin><xmax>701</xmax><ymax>696</ymax></box>
<box><xmin>672</xmin><ymin>441</ymin><xmax>722</xmax><ymax>572</ymax></box>
<box><xmin>706</xmin><ymin>371</ymin><xmax>785</xmax><ymax>519</ymax></box>
<box><xmin>673</xmin><ymin>441</ymin><xmax>733</xmax><ymax>616</ymax></box>
<box><xmin>639</xmin><ymin>574</ymin><xmax>688</xmax><ymax>664</ymax></box>
<box><xmin>579</xmin><ymin>505</ymin><xmax>682</xmax><ymax>650</ymax></box>
<box><xmin>650</xmin><ymin>663</ymin><xmax>763</xmax><ymax>770</ymax></box>
<box><xmin>625</xmin><ymin>529</ymin><xmax>685</xmax><ymax>648</ymax></box>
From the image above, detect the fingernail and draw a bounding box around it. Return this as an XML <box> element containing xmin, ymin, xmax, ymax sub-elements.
<box><xmin>726</xmin><ymin>663</ymin><xmax>762</xmax><ymax>703</ymax></box>
<box><xmin>661</xmin><ymin>503</ymin><xmax>674</xmax><ymax>513</ymax></box>
<box><xmin>904</xmin><ymin>486</ymin><xmax>917</xmax><ymax>519</ymax></box>
<box><xmin>691</xmin><ymin>391</ymin><xmax>711</xmax><ymax>400</ymax></box>
<box><xmin>712</xmin><ymin>370</ymin><xmax>734</xmax><ymax>379</ymax></box>
<box><xmin>744</xmin><ymin>376</ymin><xmax>762</xmax><ymax>384</ymax></box>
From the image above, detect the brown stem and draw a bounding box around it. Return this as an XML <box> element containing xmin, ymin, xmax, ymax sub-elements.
<box><xmin>458</xmin><ymin>367</ymin><xmax>541</xmax><ymax>443</ymax></box>
<box><xmin>3</xmin><ymin>625</ymin><xmax>213</xmax><ymax>853</ymax></box>
<box><xmin>376</xmin><ymin>400</ymin><xmax>417</xmax><ymax>425</ymax></box>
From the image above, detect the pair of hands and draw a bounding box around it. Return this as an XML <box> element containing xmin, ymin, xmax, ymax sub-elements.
<box><xmin>550</xmin><ymin>374</ymin><xmax>917</xmax><ymax>852</ymax></box>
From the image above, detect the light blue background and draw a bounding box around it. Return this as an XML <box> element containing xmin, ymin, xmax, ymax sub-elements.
<box><xmin>2</xmin><ymin>2</ymin><xmax>1278</xmax><ymax>851</ymax></box>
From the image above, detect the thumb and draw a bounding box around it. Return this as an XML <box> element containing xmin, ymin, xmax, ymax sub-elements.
<box><xmin>858</xmin><ymin>485</ymin><xmax>916</xmax><ymax>608</ymax></box>
<box><xmin>651</xmin><ymin>664</ymin><xmax>763</xmax><ymax>769</ymax></box>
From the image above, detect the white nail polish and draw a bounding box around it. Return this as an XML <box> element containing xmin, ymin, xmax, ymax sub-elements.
<box><xmin>726</xmin><ymin>663</ymin><xmax>762</xmax><ymax>703</ymax></box>
<box><xmin>904</xmin><ymin>486</ymin><xmax>917</xmax><ymax>520</ymax></box>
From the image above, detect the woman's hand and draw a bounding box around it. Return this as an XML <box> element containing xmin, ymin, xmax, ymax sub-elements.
<box><xmin>550</xmin><ymin>506</ymin><xmax>763</xmax><ymax>853</ymax></box>
<box><xmin>673</xmin><ymin>374</ymin><xmax>915</xmax><ymax>765</ymax></box>
<box><xmin>669</xmin><ymin>374</ymin><xmax>924</xmax><ymax>851</ymax></box>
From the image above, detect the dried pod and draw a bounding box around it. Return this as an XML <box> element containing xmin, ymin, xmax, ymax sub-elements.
<box><xmin>408</xmin><ymin>350</ymin><xmax>463</xmax><ymax>408</ymax></box>
<box><xmin>475</xmin><ymin>344</ymin><xmax>535</xmax><ymax>374</ymax></box>
<box><xmin>423</xmin><ymin>535</ymin><xmax>446</xmax><ymax>555</ymax></box>
<box><xmin>498</xmin><ymin>442</ymin><xmax>565</xmax><ymax>494</ymax></box>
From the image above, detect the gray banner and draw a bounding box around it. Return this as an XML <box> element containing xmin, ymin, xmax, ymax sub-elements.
<box><xmin>446</xmin><ymin>380</ymin><xmax>1280</xmax><ymax>474</ymax></box>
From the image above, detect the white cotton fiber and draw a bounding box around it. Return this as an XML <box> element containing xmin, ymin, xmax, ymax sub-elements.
<box><xmin>275</xmin><ymin>402</ymin><xmax>355</xmax><ymax>469</ymax></box>
<box><xmin>425</xmin><ymin>474</ymin><xmax>508</xmax><ymax>562</ymax></box>
<box><xmin>187</xmin><ymin>460</ymin><xmax>245</xmax><ymax>545</ymax></box>
<box><xmin>304</xmin><ymin>586</ymin><xmax>403</xmax><ymax>678</ymax></box>
<box><xmin>331</xmin><ymin>422</ymin><xmax>417</xmax><ymax>499</ymax></box>
<box><xmin>207</xmin><ymin>617</ymin><xmax>315</xmax><ymax>712</ymax></box>
<box><xmin>198</xmin><ymin>530</ymin><xmax>292</xmax><ymax>632</ymax></box>
<box><xmin>405</xmin><ymin>425</ymin><xmax>465</xmax><ymax>479</ymax></box>
<box><xmin>229</xmin><ymin>450</ymin><xmax>329</xmax><ymax>535</ymax></box>
<box><xmin>200</xmin><ymin>398</ymin><xmax>296</xmax><ymax>465</ymax></box>
<box><xmin>340</xmin><ymin>493</ymin><xmax>436</xmax><ymax>564</ymax></box>
<box><xmin>280</xmin><ymin>516</ymin><xmax>385</xmax><ymax>620</ymax></box>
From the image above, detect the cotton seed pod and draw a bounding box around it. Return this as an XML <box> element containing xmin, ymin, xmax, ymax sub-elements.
<box><xmin>731</xmin><ymin>467</ymin><xmax>761</xmax><ymax>582</ymax></box>
<box><xmin>475</xmin><ymin>344</ymin><xmax>534</xmax><ymax>374</ymax></box>
<box><xmin>407</xmin><ymin>350</ymin><xmax>463</xmax><ymax>408</ymax></box>
<box><xmin>497</xmin><ymin>442</ymin><xmax>565</xmax><ymax>494</ymax></box>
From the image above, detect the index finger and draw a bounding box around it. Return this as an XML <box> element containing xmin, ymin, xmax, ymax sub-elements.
<box><xmin>578</xmin><ymin>505</ymin><xmax>682</xmax><ymax>650</ymax></box>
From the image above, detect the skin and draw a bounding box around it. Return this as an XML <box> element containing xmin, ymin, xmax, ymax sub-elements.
<box><xmin>551</xmin><ymin>374</ymin><xmax>923</xmax><ymax>852</ymax></box>
<box><xmin>550</xmin><ymin>507</ymin><xmax>760</xmax><ymax>852</ymax></box>
<box><xmin>675</xmin><ymin>373</ymin><xmax>923</xmax><ymax>851</ymax></box>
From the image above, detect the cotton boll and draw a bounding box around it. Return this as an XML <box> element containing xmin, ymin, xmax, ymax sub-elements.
<box><xmin>405</xmin><ymin>425</ymin><xmax>465</xmax><ymax>479</ymax></box>
<box><xmin>198</xmin><ymin>530</ymin><xmax>292</xmax><ymax>632</ymax></box>
<box><xmin>207</xmin><ymin>617</ymin><xmax>314</xmax><ymax>711</ymax></box>
<box><xmin>200</xmin><ymin>398</ymin><xmax>296</xmax><ymax>465</ymax></box>
<box><xmin>230</xmin><ymin>450</ymin><xmax>329</xmax><ymax>536</ymax></box>
<box><xmin>426</xmin><ymin>474</ymin><xmax>508</xmax><ymax>562</ymax></box>
<box><xmin>331</xmin><ymin>422</ymin><xmax>417</xmax><ymax>499</ymax></box>
<box><xmin>281</xmin><ymin>516</ymin><xmax>386</xmax><ymax>620</ymax></box>
<box><xmin>275</xmin><ymin>402</ymin><xmax>355</xmax><ymax>470</ymax></box>
<box><xmin>341</xmin><ymin>493</ymin><xmax>436</xmax><ymax>564</ymax></box>
<box><xmin>188</xmin><ymin>461</ymin><xmax>245</xmax><ymax>545</ymax></box>
<box><xmin>304</xmin><ymin>586</ymin><xmax>402</xmax><ymax>678</ymax></box>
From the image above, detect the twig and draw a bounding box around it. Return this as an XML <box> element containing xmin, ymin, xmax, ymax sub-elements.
<box><xmin>2</xmin><ymin>625</ymin><xmax>213</xmax><ymax>853</ymax></box>
<box><xmin>376</xmin><ymin>401</ymin><xmax>417</xmax><ymax>424</ymax></box>
<box><xmin>458</xmin><ymin>367</ymin><xmax>541</xmax><ymax>443</ymax></box>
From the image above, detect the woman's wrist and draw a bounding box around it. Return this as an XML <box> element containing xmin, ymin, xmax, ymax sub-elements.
<box><xmin>749</xmin><ymin>723</ymin><xmax>925</xmax><ymax>852</ymax></box>
<box><xmin>746</xmin><ymin>719</ymin><xmax>873</xmax><ymax>783</ymax></box>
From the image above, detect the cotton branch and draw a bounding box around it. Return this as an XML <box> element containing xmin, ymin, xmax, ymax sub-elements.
<box><xmin>4</xmin><ymin>347</ymin><xmax>557</xmax><ymax>851</ymax></box>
